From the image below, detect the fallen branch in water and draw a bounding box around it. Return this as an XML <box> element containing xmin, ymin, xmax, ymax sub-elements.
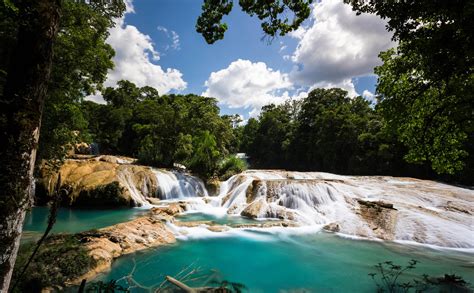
<box><xmin>165</xmin><ymin>276</ymin><xmax>195</xmax><ymax>292</ymax></box>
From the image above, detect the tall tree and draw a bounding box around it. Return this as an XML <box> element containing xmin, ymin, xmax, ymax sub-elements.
<box><xmin>0</xmin><ymin>0</ymin><xmax>125</xmax><ymax>289</ymax></box>
<box><xmin>0</xmin><ymin>1</ymin><xmax>61</xmax><ymax>290</ymax></box>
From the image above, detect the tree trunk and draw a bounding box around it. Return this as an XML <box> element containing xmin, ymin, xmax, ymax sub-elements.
<box><xmin>0</xmin><ymin>0</ymin><xmax>60</xmax><ymax>291</ymax></box>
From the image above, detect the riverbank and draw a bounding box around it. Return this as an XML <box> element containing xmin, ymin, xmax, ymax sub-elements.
<box><xmin>20</xmin><ymin>156</ymin><xmax>473</xmax><ymax>291</ymax></box>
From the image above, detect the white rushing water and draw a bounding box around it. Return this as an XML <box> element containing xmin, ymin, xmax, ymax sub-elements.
<box><xmin>153</xmin><ymin>169</ymin><xmax>208</xmax><ymax>200</ymax></box>
<box><xmin>117</xmin><ymin>167</ymin><xmax>473</xmax><ymax>249</ymax></box>
<box><xmin>116</xmin><ymin>168</ymin><xmax>207</xmax><ymax>207</ymax></box>
<box><xmin>209</xmin><ymin>170</ymin><xmax>474</xmax><ymax>249</ymax></box>
<box><xmin>117</xmin><ymin>168</ymin><xmax>152</xmax><ymax>208</ymax></box>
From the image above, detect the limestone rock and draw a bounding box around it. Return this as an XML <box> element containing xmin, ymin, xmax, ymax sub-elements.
<box><xmin>153</xmin><ymin>202</ymin><xmax>187</xmax><ymax>216</ymax></box>
<box><xmin>323</xmin><ymin>222</ymin><xmax>341</xmax><ymax>233</ymax></box>
<box><xmin>241</xmin><ymin>198</ymin><xmax>267</xmax><ymax>218</ymax></box>
<box><xmin>206</xmin><ymin>179</ymin><xmax>220</xmax><ymax>196</ymax></box>
<box><xmin>357</xmin><ymin>199</ymin><xmax>398</xmax><ymax>240</ymax></box>
<box><xmin>38</xmin><ymin>156</ymin><xmax>158</xmax><ymax>207</ymax></box>
<box><xmin>207</xmin><ymin>225</ymin><xmax>230</xmax><ymax>232</ymax></box>
<box><xmin>70</xmin><ymin>212</ymin><xmax>176</xmax><ymax>285</ymax></box>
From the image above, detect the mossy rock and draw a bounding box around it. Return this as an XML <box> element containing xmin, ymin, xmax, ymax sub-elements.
<box><xmin>12</xmin><ymin>234</ymin><xmax>96</xmax><ymax>292</ymax></box>
<box><xmin>74</xmin><ymin>181</ymin><xmax>131</xmax><ymax>207</ymax></box>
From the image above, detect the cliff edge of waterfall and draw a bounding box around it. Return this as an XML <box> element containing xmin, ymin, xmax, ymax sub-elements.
<box><xmin>36</xmin><ymin>155</ymin><xmax>209</xmax><ymax>207</ymax></box>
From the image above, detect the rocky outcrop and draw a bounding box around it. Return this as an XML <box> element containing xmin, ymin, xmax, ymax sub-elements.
<box><xmin>356</xmin><ymin>199</ymin><xmax>398</xmax><ymax>240</ymax></box>
<box><xmin>323</xmin><ymin>222</ymin><xmax>341</xmax><ymax>233</ymax></box>
<box><xmin>38</xmin><ymin>156</ymin><xmax>158</xmax><ymax>207</ymax></box>
<box><xmin>69</xmin><ymin>207</ymin><xmax>178</xmax><ymax>285</ymax></box>
<box><xmin>205</xmin><ymin>179</ymin><xmax>220</xmax><ymax>196</ymax></box>
<box><xmin>38</xmin><ymin>156</ymin><xmax>209</xmax><ymax>207</ymax></box>
<box><xmin>239</xmin><ymin>197</ymin><xmax>296</xmax><ymax>221</ymax></box>
<box><xmin>240</xmin><ymin>198</ymin><xmax>267</xmax><ymax>218</ymax></box>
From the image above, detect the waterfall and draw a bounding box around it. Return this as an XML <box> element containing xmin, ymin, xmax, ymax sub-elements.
<box><xmin>113</xmin><ymin>165</ymin><xmax>473</xmax><ymax>248</ymax></box>
<box><xmin>212</xmin><ymin>170</ymin><xmax>474</xmax><ymax>248</ymax></box>
<box><xmin>153</xmin><ymin>169</ymin><xmax>208</xmax><ymax>200</ymax></box>
<box><xmin>117</xmin><ymin>168</ymin><xmax>151</xmax><ymax>208</ymax></box>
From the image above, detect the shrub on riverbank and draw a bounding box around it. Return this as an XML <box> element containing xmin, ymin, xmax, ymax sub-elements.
<box><xmin>12</xmin><ymin>234</ymin><xmax>96</xmax><ymax>292</ymax></box>
<box><xmin>217</xmin><ymin>155</ymin><xmax>247</xmax><ymax>181</ymax></box>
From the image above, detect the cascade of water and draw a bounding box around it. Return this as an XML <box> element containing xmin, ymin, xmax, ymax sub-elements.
<box><xmin>218</xmin><ymin>171</ymin><xmax>288</xmax><ymax>209</ymax></box>
<box><xmin>249</xmin><ymin>179</ymin><xmax>357</xmax><ymax>225</ymax></box>
<box><xmin>117</xmin><ymin>169</ymin><xmax>151</xmax><ymax>207</ymax></box>
<box><xmin>112</xmin><ymin>165</ymin><xmax>472</xmax><ymax>248</ymax></box>
<box><xmin>152</xmin><ymin>169</ymin><xmax>208</xmax><ymax>200</ymax></box>
<box><xmin>213</xmin><ymin>170</ymin><xmax>474</xmax><ymax>248</ymax></box>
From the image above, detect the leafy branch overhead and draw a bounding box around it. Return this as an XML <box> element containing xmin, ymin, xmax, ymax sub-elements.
<box><xmin>345</xmin><ymin>0</ymin><xmax>474</xmax><ymax>175</ymax></box>
<box><xmin>196</xmin><ymin>0</ymin><xmax>313</xmax><ymax>44</ymax></box>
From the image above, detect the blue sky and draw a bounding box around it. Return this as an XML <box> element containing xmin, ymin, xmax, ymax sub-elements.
<box><xmin>90</xmin><ymin>0</ymin><xmax>395</xmax><ymax>119</ymax></box>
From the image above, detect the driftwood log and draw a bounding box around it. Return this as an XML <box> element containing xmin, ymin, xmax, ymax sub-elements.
<box><xmin>165</xmin><ymin>275</ymin><xmax>231</xmax><ymax>292</ymax></box>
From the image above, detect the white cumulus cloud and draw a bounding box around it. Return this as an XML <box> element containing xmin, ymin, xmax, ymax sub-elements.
<box><xmin>157</xmin><ymin>26</ymin><xmax>181</xmax><ymax>50</ymax></box>
<box><xmin>202</xmin><ymin>59</ymin><xmax>297</xmax><ymax>109</ymax></box>
<box><xmin>290</xmin><ymin>0</ymin><xmax>395</xmax><ymax>89</ymax></box>
<box><xmin>362</xmin><ymin>89</ymin><xmax>376</xmax><ymax>104</ymax></box>
<box><xmin>86</xmin><ymin>4</ymin><xmax>186</xmax><ymax>103</ymax></box>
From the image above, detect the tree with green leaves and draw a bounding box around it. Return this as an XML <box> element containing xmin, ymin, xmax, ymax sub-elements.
<box><xmin>188</xmin><ymin>131</ymin><xmax>221</xmax><ymax>178</ymax></box>
<box><xmin>245</xmin><ymin>102</ymin><xmax>296</xmax><ymax>168</ymax></box>
<box><xmin>196</xmin><ymin>0</ymin><xmax>312</xmax><ymax>44</ymax></box>
<box><xmin>345</xmin><ymin>0</ymin><xmax>474</xmax><ymax>175</ymax></box>
<box><xmin>38</xmin><ymin>0</ymin><xmax>119</xmax><ymax>162</ymax></box>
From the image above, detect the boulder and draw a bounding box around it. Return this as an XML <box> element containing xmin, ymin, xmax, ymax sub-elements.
<box><xmin>205</xmin><ymin>178</ymin><xmax>220</xmax><ymax>196</ymax></box>
<box><xmin>357</xmin><ymin>199</ymin><xmax>398</xmax><ymax>240</ymax></box>
<box><xmin>241</xmin><ymin>198</ymin><xmax>268</xmax><ymax>218</ymax></box>
<box><xmin>323</xmin><ymin>222</ymin><xmax>341</xmax><ymax>233</ymax></box>
<box><xmin>152</xmin><ymin>202</ymin><xmax>187</xmax><ymax>216</ymax></box>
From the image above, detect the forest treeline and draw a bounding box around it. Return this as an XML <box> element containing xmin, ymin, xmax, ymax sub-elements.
<box><xmin>1</xmin><ymin>0</ymin><xmax>472</xmax><ymax>184</ymax></box>
<box><xmin>40</xmin><ymin>79</ymin><xmax>474</xmax><ymax>184</ymax></box>
<box><xmin>238</xmin><ymin>89</ymin><xmax>473</xmax><ymax>184</ymax></box>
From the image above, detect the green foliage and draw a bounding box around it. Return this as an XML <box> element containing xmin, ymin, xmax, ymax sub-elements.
<box><xmin>217</xmin><ymin>155</ymin><xmax>247</xmax><ymax>181</ymax></box>
<box><xmin>187</xmin><ymin>131</ymin><xmax>221</xmax><ymax>179</ymax></box>
<box><xmin>246</xmin><ymin>102</ymin><xmax>295</xmax><ymax>168</ymax></box>
<box><xmin>375</xmin><ymin>47</ymin><xmax>472</xmax><ymax>175</ymax></box>
<box><xmin>30</xmin><ymin>0</ymin><xmax>124</xmax><ymax>162</ymax></box>
<box><xmin>196</xmin><ymin>0</ymin><xmax>233</xmax><ymax>44</ymax></box>
<box><xmin>345</xmin><ymin>0</ymin><xmax>474</xmax><ymax>175</ymax></box>
<box><xmin>81</xmin><ymin>81</ymin><xmax>236</xmax><ymax>179</ymax></box>
<box><xmin>241</xmin><ymin>88</ymin><xmax>405</xmax><ymax>175</ymax></box>
<box><xmin>369</xmin><ymin>259</ymin><xmax>472</xmax><ymax>293</ymax></box>
<box><xmin>196</xmin><ymin>0</ymin><xmax>312</xmax><ymax>44</ymax></box>
<box><xmin>75</xmin><ymin>182</ymin><xmax>129</xmax><ymax>207</ymax></box>
<box><xmin>85</xmin><ymin>279</ymin><xmax>129</xmax><ymax>292</ymax></box>
<box><xmin>12</xmin><ymin>234</ymin><xmax>96</xmax><ymax>292</ymax></box>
